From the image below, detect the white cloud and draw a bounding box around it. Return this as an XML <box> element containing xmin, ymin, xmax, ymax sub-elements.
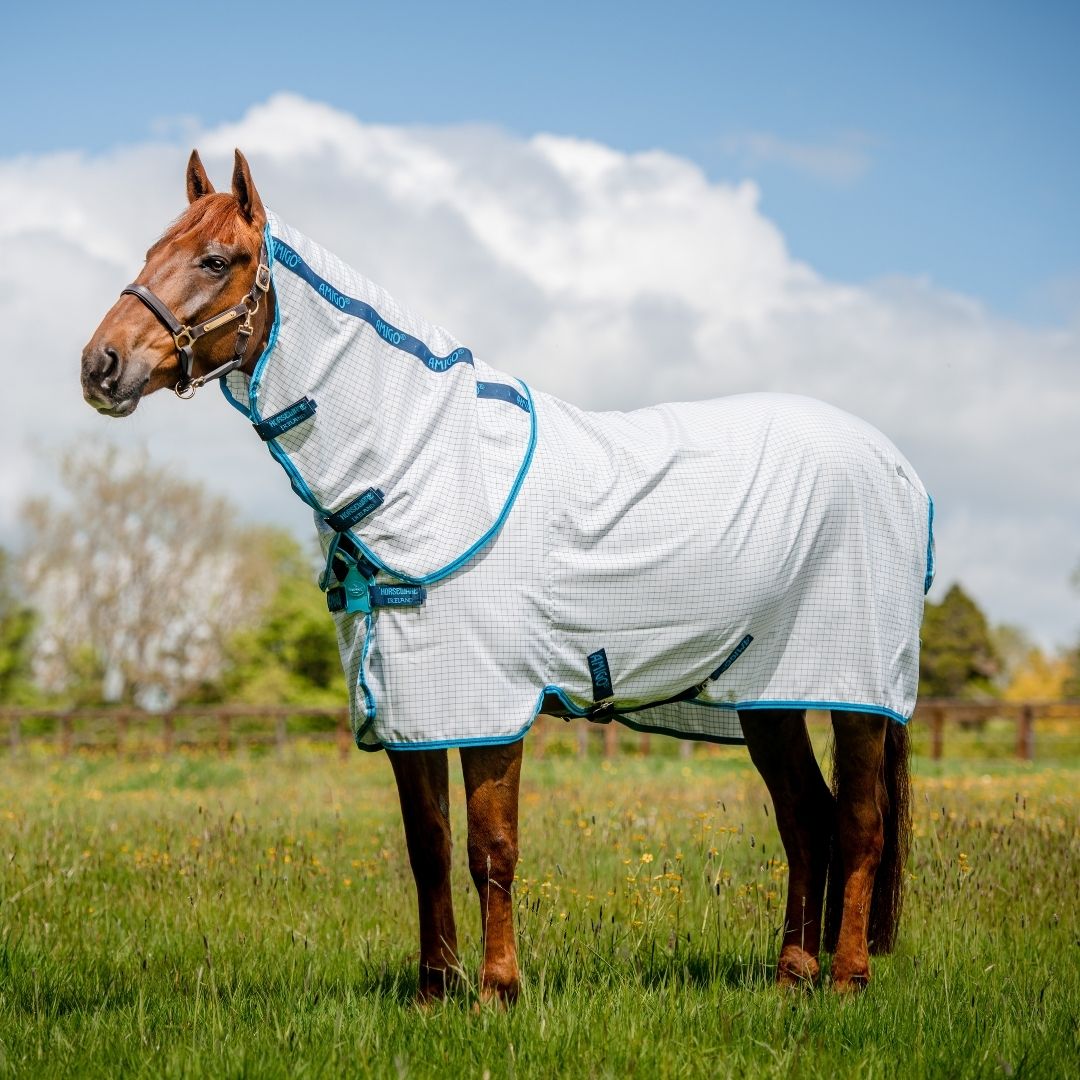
<box><xmin>718</xmin><ymin>130</ymin><xmax>875</xmax><ymax>186</ymax></box>
<box><xmin>2</xmin><ymin>93</ymin><xmax>1077</xmax><ymax>645</ymax></box>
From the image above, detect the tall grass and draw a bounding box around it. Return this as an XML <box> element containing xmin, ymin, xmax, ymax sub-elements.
<box><xmin>1</xmin><ymin>744</ymin><xmax>1076</xmax><ymax>1077</ymax></box>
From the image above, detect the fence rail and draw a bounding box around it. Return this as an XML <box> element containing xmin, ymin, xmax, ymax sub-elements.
<box><xmin>2</xmin><ymin>700</ymin><xmax>1079</xmax><ymax>761</ymax></box>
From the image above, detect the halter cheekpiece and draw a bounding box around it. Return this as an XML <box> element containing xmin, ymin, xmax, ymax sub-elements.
<box><xmin>121</xmin><ymin>243</ymin><xmax>271</xmax><ymax>397</ymax></box>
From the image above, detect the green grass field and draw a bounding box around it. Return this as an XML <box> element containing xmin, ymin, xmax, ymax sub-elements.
<box><xmin>1</xmin><ymin>739</ymin><xmax>1077</xmax><ymax>1078</ymax></box>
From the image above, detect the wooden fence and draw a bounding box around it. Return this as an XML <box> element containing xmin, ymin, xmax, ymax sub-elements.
<box><xmin>2</xmin><ymin>700</ymin><xmax>1078</xmax><ymax>761</ymax></box>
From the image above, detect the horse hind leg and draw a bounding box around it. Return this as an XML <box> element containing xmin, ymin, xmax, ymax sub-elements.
<box><xmin>825</xmin><ymin>710</ymin><xmax>909</xmax><ymax>992</ymax></box>
<box><xmin>388</xmin><ymin>748</ymin><xmax>460</xmax><ymax>1002</ymax></box>
<box><xmin>740</xmin><ymin>708</ymin><xmax>834</xmax><ymax>987</ymax></box>
<box><xmin>461</xmin><ymin>740</ymin><xmax>524</xmax><ymax>1005</ymax></box>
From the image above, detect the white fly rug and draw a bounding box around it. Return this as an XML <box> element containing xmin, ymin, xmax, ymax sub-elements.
<box><xmin>224</xmin><ymin>211</ymin><xmax>935</xmax><ymax>752</ymax></box>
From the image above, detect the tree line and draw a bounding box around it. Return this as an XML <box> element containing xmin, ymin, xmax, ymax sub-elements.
<box><xmin>1</xmin><ymin>442</ymin><xmax>1078</xmax><ymax>709</ymax></box>
<box><xmin>1</xmin><ymin>444</ymin><xmax>344</xmax><ymax>710</ymax></box>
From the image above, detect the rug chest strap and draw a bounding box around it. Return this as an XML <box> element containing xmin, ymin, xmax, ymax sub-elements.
<box><xmin>323</xmin><ymin>533</ymin><xmax>425</xmax><ymax>615</ymax></box>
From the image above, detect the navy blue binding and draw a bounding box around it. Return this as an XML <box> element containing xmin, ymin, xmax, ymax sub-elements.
<box><xmin>270</xmin><ymin>237</ymin><xmax>473</xmax><ymax>375</ymax></box>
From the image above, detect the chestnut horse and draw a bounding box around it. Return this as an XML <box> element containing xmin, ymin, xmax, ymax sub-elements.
<box><xmin>82</xmin><ymin>150</ymin><xmax>912</xmax><ymax>1001</ymax></box>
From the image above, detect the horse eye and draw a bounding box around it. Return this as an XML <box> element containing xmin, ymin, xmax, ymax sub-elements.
<box><xmin>201</xmin><ymin>256</ymin><xmax>229</xmax><ymax>274</ymax></box>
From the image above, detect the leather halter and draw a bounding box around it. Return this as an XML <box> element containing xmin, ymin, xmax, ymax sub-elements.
<box><xmin>121</xmin><ymin>243</ymin><xmax>271</xmax><ymax>398</ymax></box>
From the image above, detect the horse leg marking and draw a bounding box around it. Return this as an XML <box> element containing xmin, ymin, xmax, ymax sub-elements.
<box><xmin>740</xmin><ymin>709</ymin><xmax>833</xmax><ymax>987</ymax></box>
<box><xmin>461</xmin><ymin>740</ymin><xmax>523</xmax><ymax>1005</ymax></box>
<box><xmin>388</xmin><ymin>748</ymin><xmax>460</xmax><ymax>1001</ymax></box>
<box><xmin>829</xmin><ymin>711</ymin><xmax>888</xmax><ymax>992</ymax></box>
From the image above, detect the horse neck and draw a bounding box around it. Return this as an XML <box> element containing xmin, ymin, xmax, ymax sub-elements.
<box><xmin>236</xmin><ymin>213</ymin><xmax>497</xmax><ymax>578</ymax></box>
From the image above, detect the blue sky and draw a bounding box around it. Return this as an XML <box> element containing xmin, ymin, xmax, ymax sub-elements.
<box><xmin>2</xmin><ymin>2</ymin><xmax>1078</xmax><ymax>645</ymax></box>
<box><xmin>5</xmin><ymin>1</ymin><xmax>1078</xmax><ymax>324</ymax></box>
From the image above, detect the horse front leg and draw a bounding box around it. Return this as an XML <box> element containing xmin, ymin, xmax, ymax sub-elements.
<box><xmin>740</xmin><ymin>709</ymin><xmax>834</xmax><ymax>987</ymax></box>
<box><xmin>388</xmin><ymin>749</ymin><xmax>460</xmax><ymax>1002</ymax></box>
<box><xmin>461</xmin><ymin>740</ymin><xmax>523</xmax><ymax>1005</ymax></box>
<box><xmin>829</xmin><ymin>711</ymin><xmax>888</xmax><ymax>992</ymax></box>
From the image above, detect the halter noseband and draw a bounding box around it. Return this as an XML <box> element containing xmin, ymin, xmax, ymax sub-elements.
<box><xmin>121</xmin><ymin>244</ymin><xmax>271</xmax><ymax>398</ymax></box>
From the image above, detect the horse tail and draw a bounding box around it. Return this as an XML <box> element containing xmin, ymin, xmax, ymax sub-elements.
<box><xmin>869</xmin><ymin>719</ymin><xmax>911</xmax><ymax>953</ymax></box>
<box><xmin>822</xmin><ymin>718</ymin><xmax>911</xmax><ymax>955</ymax></box>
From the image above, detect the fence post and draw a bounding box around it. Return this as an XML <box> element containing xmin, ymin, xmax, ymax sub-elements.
<box><xmin>604</xmin><ymin>723</ymin><xmax>618</xmax><ymax>758</ymax></box>
<box><xmin>162</xmin><ymin>713</ymin><xmax>175</xmax><ymax>755</ymax></box>
<box><xmin>116</xmin><ymin>711</ymin><xmax>129</xmax><ymax>755</ymax></box>
<box><xmin>9</xmin><ymin>713</ymin><xmax>21</xmax><ymax>754</ymax></box>
<box><xmin>275</xmin><ymin>712</ymin><xmax>288</xmax><ymax>756</ymax></box>
<box><xmin>59</xmin><ymin>713</ymin><xmax>73</xmax><ymax>756</ymax></box>
<box><xmin>930</xmin><ymin>705</ymin><xmax>944</xmax><ymax>761</ymax></box>
<box><xmin>1016</xmin><ymin>705</ymin><xmax>1034</xmax><ymax>761</ymax></box>
<box><xmin>218</xmin><ymin>712</ymin><xmax>231</xmax><ymax>753</ymax></box>
<box><xmin>679</xmin><ymin>739</ymin><xmax>693</xmax><ymax>760</ymax></box>
<box><xmin>337</xmin><ymin>711</ymin><xmax>351</xmax><ymax>761</ymax></box>
<box><xmin>577</xmin><ymin>723</ymin><xmax>589</xmax><ymax>758</ymax></box>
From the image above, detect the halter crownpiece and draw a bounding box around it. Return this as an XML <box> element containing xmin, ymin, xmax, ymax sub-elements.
<box><xmin>121</xmin><ymin>243</ymin><xmax>271</xmax><ymax>398</ymax></box>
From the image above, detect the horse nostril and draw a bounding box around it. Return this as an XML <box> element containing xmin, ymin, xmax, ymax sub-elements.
<box><xmin>101</xmin><ymin>347</ymin><xmax>120</xmax><ymax>381</ymax></box>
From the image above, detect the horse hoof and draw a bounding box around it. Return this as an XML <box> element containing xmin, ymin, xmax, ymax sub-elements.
<box><xmin>831</xmin><ymin>970</ymin><xmax>870</xmax><ymax>994</ymax></box>
<box><xmin>474</xmin><ymin>974</ymin><xmax>520</xmax><ymax>1009</ymax></box>
<box><xmin>476</xmin><ymin>985</ymin><xmax>519</xmax><ymax>1010</ymax></box>
<box><xmin>473</xmin><ymin>958</ymin><xmax>520</xmax><ymax>1008</ymax></box>
<box><xmin>416</xmin><ymin>984</ymin><xmax>450</xmax><ymax>1008</ymax></box>
<box><xmin>776</xmin><ymin>947</ymin><xmax>820</xmax><ymax>988</ymax></box>
<box><xmin>416</xmin><ymin>965</ymin><xmax>460</xmax><ymax>1005</ymax></box>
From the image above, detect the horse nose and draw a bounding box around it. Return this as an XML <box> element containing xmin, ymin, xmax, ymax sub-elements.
<box><xmin>83</xmin><ymin>344</ymin><xmax>121</xmax><ymax>390</ymax></box>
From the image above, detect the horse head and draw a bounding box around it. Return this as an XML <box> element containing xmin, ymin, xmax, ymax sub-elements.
<box><xmin>81</xmin><ymin>149</ymin><xmax>271</xmax><ymax>416</ymax></box>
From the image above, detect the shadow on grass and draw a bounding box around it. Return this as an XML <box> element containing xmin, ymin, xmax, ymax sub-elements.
<box><xmin>521</xmin><ymin>944</ymin><xmax>783</xmax><ymax>999</ymax></box>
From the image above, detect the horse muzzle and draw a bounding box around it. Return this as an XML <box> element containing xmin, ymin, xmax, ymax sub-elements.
<box><xmin>81</xmin><ymin>342</ymin><xmax>149</xmax><ymax>417</ymax></box>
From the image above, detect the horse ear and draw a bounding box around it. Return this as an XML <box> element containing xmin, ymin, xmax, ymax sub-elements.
<box><xmin>186</xmin><ymin>149</ymin><xmax>215</xmax><ymax>203</ymax></box>
<box><xmin>231</xmin><ymin>149</ymin><xmax>266</xmax><ymax>228</ymax></box>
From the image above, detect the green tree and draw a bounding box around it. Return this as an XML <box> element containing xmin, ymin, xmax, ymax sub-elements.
<box><xmin>0</xmin><ymin>548</ymin><xmax>35</xmax><ymax>703</ymax></box>
<box><xmin>21</xmin><ymin>442</ymin><xmax>276</xmax><ymax>707</ymax></box>
<box><xmin>218</xmin><ymin>530</ymin><xmax>345</xmax><ymax>706</ymax></box>
<box><xmin>920</xmin><ymin>583</ymin><xmax>1000</xmax><ymax>699</ymax></box>
<box><xmin>1064</xmin><ymin>647</ymin><xmax>1080</xmax><ymax>698</ymax></box>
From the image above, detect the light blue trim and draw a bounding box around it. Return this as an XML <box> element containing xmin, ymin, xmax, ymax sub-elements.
<box><xmin>924</xmin><ymin>495</ymin><xmax>936</xmax><ymax>594</ymax></box>
<box><xmin>248</xmin><ymin>222</ymin><xmax>282</xmax><ymax>406</ymax></box>
<box><xmin>690</xmin><ymin>697</ymin><xmax>911</xmax><ymax>725</ymax></box>
<box><xmin>217</xmin><ymin>222</ymin><xmax>278</xmax><ymax>416</ymax></box>
<box><xmin>220</xmin><ymin>378</ymin><xmax>251</xmax><ymax>418</ymax></box>
<box><xmin>357</xmin><ymin>613</ymin><xmax>376</xmax><ymax>720</ymax></box>
<box><xmin>318</xmin><ymin>532</ymin><xmax>340</xmax><ymax>591</ymax></box>
<box><xmin>265</xmin><ymin>438</ymin><xmax>329</xmax><ymax>511</ymax></box>
<box><xmin>535</xmin><ymin>685</ymin><xmax>590</xmax><ymax>718</ymax></box>
<box><xmin>338</xmin><ymin>380</ymin><xmax>537</xmax><ymax>587</ymax></box>
<box><xmin>350</xmin><ymin>687</ymin><xmax>910</xmax><ymax>755</ymax></box>
<box><xmin>247</xmin><ymin>262</ymin><xmax>328</xmax><ymax>511</ymax></box>
<box><xmin>350</xmin><ymin>613</ymin><xmax>379</xmax><ymax>748</ymax></box>
<box><xmin>377</xmin><ymin>717</ymin><xmax>535</xmax><ymax>752</ymax></box>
